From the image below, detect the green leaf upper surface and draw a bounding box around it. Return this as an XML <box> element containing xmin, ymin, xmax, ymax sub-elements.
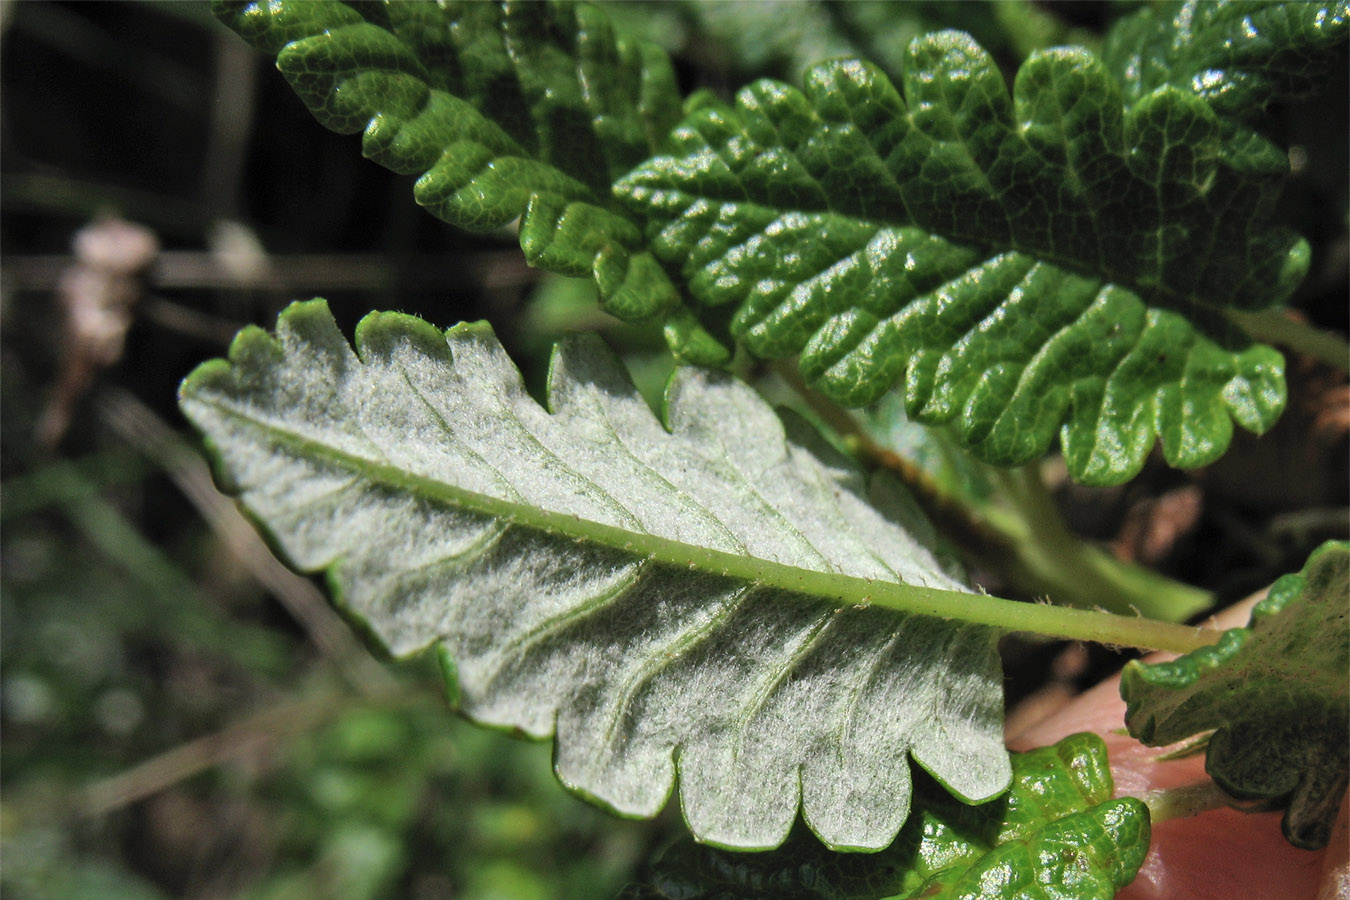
<box><xmin>616</xmin><ymin>29</ymin><xmax>1309</xmax><ymax>485</ymax></box>
<box><xmin>1104</xmin><ymin>0</ymin><xmax>1350</xmax><ymax>120</ymax></box>
<box><xmin>620</xmin><ymin>733</ymin><xmax>1149</xmax><ymax>900</ymax></box>
<box><xmin>212</xmin><ymin>0</ymin><xmax>733</xmax><ymax>361</ymax></box>
<box><xmin>212</xmin><ymin>0</ymin><xmax>1343</xmax><ymax>485</ymax></box>
<box><xmin>178</xmin><ymin>299</ymin><xmax>1010</xmax><ymax>851</ymax></box>
<box><xmin>1121</xmin><ymin>540</ymin><xmax>1350</xmax><ymax>850</ymax></box>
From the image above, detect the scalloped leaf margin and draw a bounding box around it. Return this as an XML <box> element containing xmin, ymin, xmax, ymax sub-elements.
<box><xmin>615</xmin><ymin>29</ymin><xmax>1301</xmax><ymax>484</ymax></box>
<box><xmin>1121</xmin><ymin>540</ymin><xmax>1349</xmax><ymax>849</ymax></box>
<box><xmin>623</xmin><ymin>733</ymin><xmax>1149</xmax><ymax>900</ymax></box>
<box><xmin>178</xmin><ymin>298</ymin><xmax>1012</xmax><ymax>851</ymax></box>
<box><xmin>212</xmin><ymin>0</ymin><xmax>736</xmax><ymax>364</ymax></box>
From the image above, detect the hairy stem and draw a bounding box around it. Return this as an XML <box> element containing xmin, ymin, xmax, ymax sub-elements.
<box><xmin>1137</xmin><ymin>778</ymin><xmax>1237</xmax><ymax>824</ymax></box>
<box><xmin>773</xmin><ymin>363</ymin><xmax>1213</xmax><ymax>623</ymax></box>
<box><xmin>101</xmin><ymin>389</ymin><xmax>400</xmax><ymax>696</ymax></box>
<box><xmin>435</xmin><ymin>471</ymin><xmax>1223</xmax><ymax>652</ymax></box>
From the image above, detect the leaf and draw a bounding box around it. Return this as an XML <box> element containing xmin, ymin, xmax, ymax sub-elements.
<box><xmin>615</xmin><ymin>26</ymin><xmax>1312</xmax><ymax>485</ymax></box>
<box><xmin>211</xmin><ymin>0</ymin><xmax>732</xmax><ymax>363</ymax></box>
<box><xmin>863</xmin><ymin>394</ymin><xmax>999</xmax><ymax>520</ymax></box>
<box><xmin>1104</xmin><ymin>0</ymin><xmax>1350</xmax><ymax>121</ymax></box>
<box><xmin>1121</xmin><ymin>540</ymin><xmax>1350</xmax><ymax>849</ymax></box>
<box><xmin>619</xmin><ymin>732</ymin><xmax>1150</xmax><ymax>900</ymax></box>
<box><xmin>178</xmin><ymin>298</ymin><xmax>1010</xmax><ymax>851</ymax></box>
<box><xmin>214</xmin><ymin>1</ymin><xmax>1335</xmax><ymax>485</ymax></box>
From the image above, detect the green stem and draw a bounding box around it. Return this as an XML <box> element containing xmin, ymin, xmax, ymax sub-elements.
<box><xmin>987</xmin><ymin>465</ymin><xmax>1213</xmax><ymax>623</ymax></box>
<box><xmin>1136</xmin><ymin>778</ymin><xmax>1234</xmax><ymax>824</ymax></box>
<box><xmin>770</xmin><ymin>364</ymin><xmax>1212</xmax><ymax>623</ymax></box>
<box><xmin>1229</xmin><ymin>308</ymin><xmax>1350</xmax><ymax>372</ymax></box>
<box><xmin>435</xmin><ymin>476</ymin><xmax>1222</xmax><ymax>653</ymax></box>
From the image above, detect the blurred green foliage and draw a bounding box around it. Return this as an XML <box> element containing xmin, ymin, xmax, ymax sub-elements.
<box><xmin>1</xmin><ymin>487</ymin><xmax>652</xmax><ymax>898</ymax></box>
<box><xmin>237</xmin><ymin>697</ymin><xmax>651</xmax><ymax>900</ymax></box>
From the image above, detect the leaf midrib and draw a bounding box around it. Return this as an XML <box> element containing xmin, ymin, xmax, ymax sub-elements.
<box><xmin>194</xmin><ymin>392</ymin><xmax>1220</xmax><ymax>651</ymax></box>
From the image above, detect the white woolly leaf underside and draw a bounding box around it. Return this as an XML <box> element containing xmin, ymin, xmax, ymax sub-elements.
<box><xmin>179</xmin><ymin>299</ymin><xmax>1010</xmax><ymax>850</ymax></box>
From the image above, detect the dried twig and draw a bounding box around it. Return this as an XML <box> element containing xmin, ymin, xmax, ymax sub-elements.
<box><xmin>78</xmin><ymin>694</ymin><xmax>345</xmax><ymax>819</ymax></box>
<box><xmin>36</xmin><ymin>218</ymin><xmax>159</xmax><ymax>448</ymax></box>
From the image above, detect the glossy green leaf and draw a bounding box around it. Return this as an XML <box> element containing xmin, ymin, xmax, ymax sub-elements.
<box><xmin>210</xmin><ymin>0</ymin><xmax>733</xmax><ymax>361</ymax></box>
<box><xmin>213</xmin><ymin>1</ymin><xmax>1339</xmax><ymax>485</ymax></box>
<box><xmin>616</xmin><ymin>27</ymin><xmax>1308</xmax><ymax>485</ymax></box>
<box><xmin>620</xmin><ymin>732</ymin><xmax>1149</xmax><ymax>900</ymax></box>
<box><xmin>1121</xmin><ymin>540</ymin><xmax>1350</xmax><ymax>849</ymax></box>
<box><xmin>1104</xmin><ymin>0</ymin><xmax>1350</xmax><ymax>120</ymax></box>
<box><xmin>178</xmin><ymin>299</ymin><xmax>1010</xmax><ymax>851</ymax></box>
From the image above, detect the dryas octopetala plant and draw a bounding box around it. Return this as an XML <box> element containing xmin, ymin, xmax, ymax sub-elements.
<box><xmin>182</xmin><ymin>2</ymin><xmax>1349</xmax><ymax>897</ymax></box>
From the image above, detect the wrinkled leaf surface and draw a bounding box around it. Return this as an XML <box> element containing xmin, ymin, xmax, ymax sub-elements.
<box><xmin>617</xmin><ymin>30</ymin><xmax>1305</xmax><ymax>483</ymax></box>
<box><xmin>1122</xmin><ymin>540</ymin><xmax>1350</xmax><ymax>849</ymax></box>
<box><xmin>621</xmin><ymin>733</ymin><xmax>1149</xmax><ymax>900</ymax></box>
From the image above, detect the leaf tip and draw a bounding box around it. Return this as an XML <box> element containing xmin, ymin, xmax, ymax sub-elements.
<box><xmin>354</xmin><ymin>308</ymin><xmax>452</xmax><ymax>366</ymax></box>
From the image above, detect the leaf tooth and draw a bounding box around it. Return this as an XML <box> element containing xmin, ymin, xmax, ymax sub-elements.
<box><xmin>553</xmin><ymin>573</ymin><xmax>754</xmax><ymax>820</ymax></box>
